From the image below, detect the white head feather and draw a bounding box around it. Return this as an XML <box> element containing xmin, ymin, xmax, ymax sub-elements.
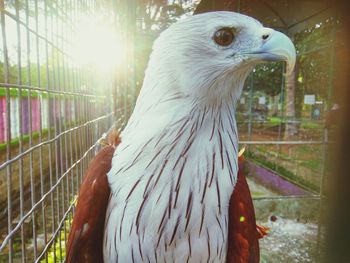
<box><xmin>126</xmin><ymin>12</ymin><xmax>261</xmax><ymax>132</ymax></box>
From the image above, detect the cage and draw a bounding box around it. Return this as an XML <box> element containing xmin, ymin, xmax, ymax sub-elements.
<box><xmin>0</xmin><ymin>0</ymin><xmax>348</xmax><ymax>262</ymax></box>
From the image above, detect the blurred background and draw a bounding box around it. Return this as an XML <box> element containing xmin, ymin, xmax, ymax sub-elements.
<box><xmin>0</xmin><ymin>0</ymin><xmax>348</xmax><ymax>262</ymax></box>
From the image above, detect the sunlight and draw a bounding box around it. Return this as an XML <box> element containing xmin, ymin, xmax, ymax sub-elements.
<box><xmin>70</xmin><ymin>15</ymin><xmax>125</xmax><ymax>75</ymax></box>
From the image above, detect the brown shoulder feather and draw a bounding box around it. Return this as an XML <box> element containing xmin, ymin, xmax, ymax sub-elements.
<box><xmin>226</xmin><ymin>154</ymin><xmax>262</xmax><ymax>263</ymax></box>
<box><xmin>66</xmin><ymin>138</ymin><xmax>118</xmax><ymax>263</ymax></box>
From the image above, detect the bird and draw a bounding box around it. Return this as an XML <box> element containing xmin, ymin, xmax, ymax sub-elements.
<box><xmin>66</xmin><ymin>11</ymin><xmax>295</xmax><ymax>263</ymax></box>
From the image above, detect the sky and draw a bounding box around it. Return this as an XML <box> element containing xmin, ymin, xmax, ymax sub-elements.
<box><xmin>0</xmin><ymin>2</ymin><xmax>124</xmax><ymax>76</ymax></box>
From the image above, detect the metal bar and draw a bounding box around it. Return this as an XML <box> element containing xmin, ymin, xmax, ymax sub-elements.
<box><xmin>42</xmin><ymin>1</ymin><xmax>57</xmax><ymax>262</ymax></box>
<box><xmin>253</xmin><ymin>194</ymin><xmax>320</xmax><ymax>201</ymax></box>
<box><xmin>237</xmin><ymin>120</ymin><xmax>324</xmax><ymax>124</ymax></box>
<box><xmin>277</xmin><ymin>62</ymin><xmax>286</xmax><ymax>159</ymax></box>
<box><xmin>73</xmin><ymin>100</ymin><xmax>80</xmax><ymax>201</ymax></box>
<box><xmin>14</xmin><ymin>0</ymin><xmax>27</xmax><ymax>261</ymax></box>
<box><xmin>24</xmin><ymin>0</ymin><xmax>38</xmax><ymax>259</ymax></box>
<box><xmin>61</xmin><ymin>0</ymin><xmax>69</xmax><ymax>251</ymax></box>
<box><xmin>48</xmin><ymin>2</ymin><xmax>62</xmax><ymax>259</ymax></box>
<box><xmin>316</xmin><ymin>22</ymin><xmax>337</xmax><ymax>257</ymax></box>
<box><xmin>0</xmin><ymin>0</ymin><xmax>13</xmax><ymax>261</ymax></box>
<box><xmin>247</xmin><ymin>73</ymin><xmax>254</xmax><ymax>144</ymax></box>
<box><xmin>34</xmin><ymin>0</ymin><xmax>48</xmax><ymax>261</ymax></box>
<box><xmin>316</xmin><ymin>127</ymin><xmax>329</xmax><ymax>254</ymax></box>
<box><xmin>239</xmin><ymin>140</ymin><xmax>328</xmax><ymax>145</ymax></box>
<box><xmin>69</xmin><ymin>123</ymin><xmax>74</xmax><ymax>206</ymax></box>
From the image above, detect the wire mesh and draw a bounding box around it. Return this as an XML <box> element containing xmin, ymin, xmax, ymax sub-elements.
<box><xmin>0</xmin><ymin>0</ymin><xmax>130</xmax><ymax>262</ymax></box>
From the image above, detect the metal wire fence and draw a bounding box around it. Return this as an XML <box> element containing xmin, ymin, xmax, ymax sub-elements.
<box><xmin>0</xmin><ymin>0</ymin><xmax>132</xmax><ymax>262</ymax></box>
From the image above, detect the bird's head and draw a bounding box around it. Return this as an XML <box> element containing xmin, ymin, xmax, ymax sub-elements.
<box><xmin>144</xmin><ymin>11</ymin><xmax>295</xmax><ymax>105</ymax></box>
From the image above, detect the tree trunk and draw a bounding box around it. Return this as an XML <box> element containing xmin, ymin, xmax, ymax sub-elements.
<box><xmin>272</xmin><ymin>94</ymin><xmax>279</xmax><ymax>116</ymax></box>
<box><xmin>284</xmin><ymin>67</ymin><xmax>298</xmax><ymax>139</ymax></box>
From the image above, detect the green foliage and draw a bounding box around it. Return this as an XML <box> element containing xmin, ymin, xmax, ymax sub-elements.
<box><xmin>137</xmin><ymin>1</ymin><xmax>196</xmax><ymax>32</ymax></box>
<box><xmin>40</xmin><ymin>201</ymin><xmax>75</xmax><ymax>263</ymax></box>
<box><xmin>0</xmin><ymin>86</ymin><xmax>78</xmax><ymax>99</ymax></box>
<box><xmin>0</xmin><ymin>62</ymin><xmax>52</xmax><ymax>90</ymax></box>
<box><xmin>250</xmin><ymin>62</ymin><xmax>284</xmax><ymax>96</ymax></box>
<box><xmin>157</xmin><ymin>4</ymin><xmax>185</xmax><ymax>29</ymax></box>
<box><xmin>0</xmin><ymin>129</ymin><xmax>50</xmax><ymax>152</ymax></box>
<box><xmin>269</xmin><ymin>117</ymin><xmax>282</xmax><ymax>125</ymax></box>
<box><xmin>300</xmin><ymin>159</ymin><xmax>322</xmax><ymax>171</ymax></box>
<box><xmin>41</xmin><ymin>229</ymin><xmax>67</xmax><ymax>263</ymax></box>
<box><xmin>300</xmin><ymin>121</ymin><xmax>322</xmax><ymax>130</ymax></box>
<box><xmin>293</xmin><ymin>17</ymin><xmax>338</xmax><ymax>117</ymax></box>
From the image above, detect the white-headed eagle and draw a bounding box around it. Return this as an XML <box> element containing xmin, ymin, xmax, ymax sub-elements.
<box><xmin>66</xmin><ymin>11</ymin><xmax>295</xmax><ymax>263</ymax></box>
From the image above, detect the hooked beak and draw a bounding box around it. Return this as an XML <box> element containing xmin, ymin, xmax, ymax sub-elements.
<box><xmin>243</xmin><ymin>29</ymin><xmax>296</xmax><ymax>74</ymax></box>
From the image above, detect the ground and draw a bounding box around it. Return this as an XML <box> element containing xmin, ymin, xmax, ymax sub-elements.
<box><xmin>259</xmin><ymin>217</ymin><xmax>321</xmax><ymax>263</ymax></box>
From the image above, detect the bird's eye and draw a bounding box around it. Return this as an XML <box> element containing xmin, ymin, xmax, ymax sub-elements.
<box><xmin>213</xmin><ymin>28</ymin><xmax>235</xmax><ymax>46</ymax></box>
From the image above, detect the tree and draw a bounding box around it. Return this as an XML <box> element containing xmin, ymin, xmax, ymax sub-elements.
<box><xmin>284</xmin><ymin>66</ymin><xmax>297</xmax><ymax>138</ymax></box>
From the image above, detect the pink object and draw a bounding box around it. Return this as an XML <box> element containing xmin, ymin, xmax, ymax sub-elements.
<box><xmin>0</xmin><ymin>97</ymin><xmax>6</xmax><ymax>143</ymax></box>
<box><xmin>32</xmin><ymin>98</ymin><xmax>40</xmax><ymax>131</ymax></box>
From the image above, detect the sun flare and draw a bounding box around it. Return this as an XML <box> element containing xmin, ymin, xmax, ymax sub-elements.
<box><xmin>70</xmin><ymin>15</ymin><xmax>125</xmax><ymax>75</ymax></box>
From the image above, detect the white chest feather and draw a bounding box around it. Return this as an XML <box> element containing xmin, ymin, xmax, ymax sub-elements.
<box><xmin>103</xmin><ymin>103</ymin><xmax>239</xmax><ymax>263</ymax></box>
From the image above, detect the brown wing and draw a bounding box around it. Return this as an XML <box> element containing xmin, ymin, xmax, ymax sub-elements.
<box><xmin>226</xmin><ymin>155</ymin><xmax>262</xmax><ymax>263</ymax></box>
<box><xmin>66</xmin><ymin>145</ymin><xmax>115</xmax><ymax>263</ymax></box>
